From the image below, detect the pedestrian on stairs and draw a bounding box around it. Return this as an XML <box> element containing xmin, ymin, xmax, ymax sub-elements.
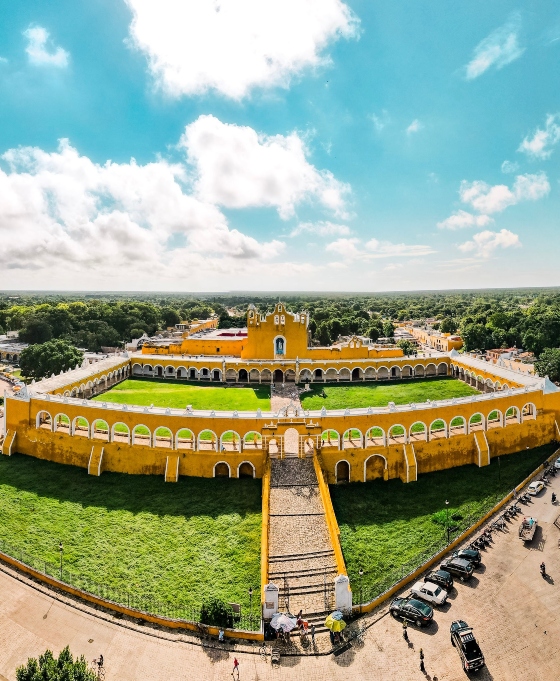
<box><xmin>419</xmin><ymin>648</ymin><xmax>425</xmax><ymax>673</ymax></box>
<box><xmin>402</xmin><ymin>619</ymin><xmax>408</xmax><ymax>641</ymax></box>
<box><xmin>311</xmin><ymin>624</ymin><xmax>316</xmax><ymax>646</ymax></box>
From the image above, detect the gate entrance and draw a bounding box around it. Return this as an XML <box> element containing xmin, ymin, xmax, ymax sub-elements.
<box><xmin>283</xmin><ymin>427</ymin><xmax>299</xmax><ymax>457</ymax></box>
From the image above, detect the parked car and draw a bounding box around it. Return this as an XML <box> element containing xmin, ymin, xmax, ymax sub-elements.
<box><xmin>426</xmin><ymin>569</ymin><xmax>454</xmax><ymax>591</ymax></box>
<box><xmin>440</xmin><ymin>557</ymin><xmax>474</xmax><ymax>581</ymax></box>
<box><xmin>410</xmin><ymin>580</ymin><xmax>448</xmax><ymax>606</ymax></box>
<box><xmin>452</xmin><ymin>548</ymin><xmax>482</xmax><ymax>567</ymax></box>
<box><xmin>528</xmin><ymin>481</ymin><xmax>545</xmax><ymax>495</ymax></box>
<box><xmin>554</xmin><ymin>456</ymin><xmax>560</xmax><ymax>470</ymax></box>
<box><xmin>450</xmin><ymin>619</ymin><xmax>485</xmax><ymax>673</ymax></box>
<box><xmin>390</xmin><ymin>596</ymin><xmax>434</xmax><ymax>627</ymax></box>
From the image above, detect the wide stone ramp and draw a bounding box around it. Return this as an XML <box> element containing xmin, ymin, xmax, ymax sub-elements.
<box><xmin>268</xmin><ymin>458</ymin><xmax>338</xmax><ymax>616</ymax></box>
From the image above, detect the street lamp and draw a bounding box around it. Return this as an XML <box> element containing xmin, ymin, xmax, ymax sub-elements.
<box><xmin>58</xmin><ymin>542</ymin><xmax>63</xmax><ymax>581</ymax></box>
<box><xmin>358</xmin><ymin>568</ymin><xmax>364</xmax><ymax>613</ymax></box>
<box><xmin>248</xmin><ymin>587</ymin><xmax>253</xmax><ymax>627</ymax></box>
<box><xmin>445</xmin><ymin>500</ymin><xmax>450</xmax><ymax>544</ymax></box>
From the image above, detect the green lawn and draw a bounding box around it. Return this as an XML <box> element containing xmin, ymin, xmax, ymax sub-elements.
<box><xmin>0</xmin><ymin>455</ymin><xmax>261</xmax><ymax>621</ymax></box>
<box><xmin>301</xmin><ymin>377</ymin><xmax>479</xmax><ymax>410</ymax></box>
<box><xmin>331</xmin><ymin>444</ymin><xmax>555</xmax><ymax>603</ymax></box>
<box><xmin>93</xmin><ymin>377</ymin><xmax>270</xmax><ymax>411</ymax></box>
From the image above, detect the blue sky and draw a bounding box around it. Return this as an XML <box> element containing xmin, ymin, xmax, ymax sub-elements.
<box><xmin>0</xmin><ymin>0</ymin><xmax>559</xmax><ymax>291</ymax></box>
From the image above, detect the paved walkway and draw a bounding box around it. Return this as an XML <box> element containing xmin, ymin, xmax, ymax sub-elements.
<box><xmin>1</xmin><ymin>468</ymin><xmax>559</xmax><ymax>680</ymax></box>
<box><xmin>270</xmin><ymin>383</ymin><xmax>302</xmax><ymax>413</ymax></box>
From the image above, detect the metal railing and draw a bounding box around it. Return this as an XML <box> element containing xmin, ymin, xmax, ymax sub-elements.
<box><xmin>0</xmin><ymin>538</ymin><xmax>259</xmax><ymax>631</ymax></box>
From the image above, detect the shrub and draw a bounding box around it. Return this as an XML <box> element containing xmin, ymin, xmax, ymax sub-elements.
<box><xmin>200</xmin><ymin>598</ymin><xmax>232</xmax><ymax>628</ymax></box>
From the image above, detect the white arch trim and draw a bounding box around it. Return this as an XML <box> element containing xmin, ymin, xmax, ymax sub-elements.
<box><xmin>363</xmin><ymin>453</ymin><xmax>388</xmax><ymax>482</ymax></box>
<box><xmin>237</xmin><ymin>461</ymin><xmax>256</xmax><ymax>478</ymax></box>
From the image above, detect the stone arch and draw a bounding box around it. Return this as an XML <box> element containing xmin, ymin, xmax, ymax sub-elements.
<box><xmin>365</xmin><ymin>426</ymin><xmax>386</xmax><ymax>447</ymax></box>
<box><xmin>388</xmin><ymin>423</ymin><xmax>406</xmax><ymax>444</ymax></box>
<box><xmin>92</xmin><ymin>419</ymin><xmax>110</xmax><ymax>441</ymax></box>
<box><xmin>285</xmin><ymin>369</ymin><xmax>296</xmax><ymax>382</ymax></box>
<box><xmin>342</xmin><ymin>428</ymin><xmax>362</xmax><ymax>449</ymax></box>
<box><xmin>243</xmin><ymin>431</ymin><xmax>262</xmax><ymax>450</ymax></box>
<box><xmin>522</xmin><ymin>402</ymin><xmax>536</xmax><ymax>421</ymax></box>
<box><xmin>249</xmin><ymin>368</ymin><xmax>260</xmax><ymax>383</ymax></box>
<box><xmin>72</xmin><ymin>416</ymin><xmax>89</xmax><ymax>437</ymax></box>
<box><xmin>70</xmin><ymin>387</ymin><xmax>78</xmax><ymax>397</ymax></box>
<box><xmin>299</xmin><ymin>368</ymin><xmax>313</xmax><ymax>383</ymax></box>
<box><xmin>132</xmin><ymin>424</ymin><xmax>151</xmax><ymax>446</ymax></box>
<box><xmin>390</xmin><ymin>365</ymin><xmax>401</xmax><ymax>379</ymax></box>
<box><xmin>198</xmin><ymin>429</ymin><xmax>218</xmax><ymax>451</ymax></box>
<box><xmin>338</xmin><ymin>367</ymin><xmax>351</xmax><ymax>381</ymax></box>
<box><xmin>283</xmin><ymin>427</ymin><xmax>299</xmax><ymax>456</ymax></box>
<box><xmin>273</xmin><ymin>369</ymin><xmax>283</xmax><ymax>383</ymax></box>
<box><xmin>189</xmin><ymin>367</ymin><xmax>198</xmax><ymax>380</ymax></box>
<box><xmin>377</xmin><ymin>366</ymin><xmax>389</xmax><ymax>380</ymax></box>
<box><xmin>261</xmin><ymin>368</ymin><xmax>272</xmax><ymax>383</ymax></box>
<box><xmin>429</xmin><ymin>418</ymin><xmax>447</xmax><ymax>439</ymax></box>
<box><xmin>143</xmin><ymin>364</ymin><xmax>154</xmax><ymax>376</ymax></box>
<box><xmin>409</xmin><ymin>421</ymin><xmax>427</xmax><ymax>442</ymax></box>
<box><xmin>364</xmin><ymin>366</ymin><xmax>376</xmax><ymax>380</ymax></box>
<box><xmin>199</xmin><ymin>367</ymin><xmax>211</xmax><ymax>380</ymax></box>
<box><xmin>485</xmin><ymin>378</ymin><xmax>495</xmax><ymax>393</ymax></box>
<box><xmin>468</xmin><ymin>412</ymin><xmax>485</xmax><ymax>432</ymax></box>
<box><xmin>321</xmin><ymin>429</ymin><xmax>340</xmax><ymax>448</ymax></box>
<box><xmin>176</xmin><ymin>366</ymin><xmax>188</xmax><ymax>379</ymax></box>
<box><xmin>335</xmin><ymin>460</ymin><xmax>350</xmax><ymax>483</ymax></box>
<box><xmin>220</xmin><ymin>430</ymin><xmax>242</xmax><ymax>452</ymax></box>
<box><xmin>212</xmin><ymin>369</ymin><xmax>222</xmax><ymax>382</ymax></box>
<box><xmin>237</xmin><ymin>461</ymin><xmax>255</xmax><ymax>478</ymax></box>
<box><xmin>437</xmin><ymin>362</ymin><xmax>448</xmax><ymax>376</ymax></box>
<box><xmin>226</xmin><ymin>368</ymin><xmax>237</xmax><ymax>382</ymax></box>
<box><xmin>449</xmin><ymin>416</ymin><xmax>467</xmax><ymax>436</ymax></box>
<box><xmin>425</xmin><ymin>363</ymin><xmax>436</xmax><ymax>377</ymax></box>
<box><xmin>487</xmin><ymin>409</ymin><xmax>503</xmax><ymax>429</ymax></box>
<box><xmin>176</xmin><ymin>428</ymin><xmax>195</xmax><ymax>450</ymax></box>
<box><xmin>154</xmin><ymin>426</ymin><xmax>173</xmax><ymax>448</ymax></box>
<box><xmin>53</xmin><ymin>413</ymin><xmax>70</xmax><ymax>433</ymax></box>
<box><xmin>505</xmin><ymin>405</ymin><xmax>521</xmax><ymax>424</ymax></box>
<box><xmin>351</xmin><ymin>367</ymin><xmax>363</xmax><ymax>381</ymax></box>
<box><xmin>401</xmin><ymin>364</ymin><xmax>413</xmax><ymax>378</ymax></box>
<box><xmin>214</xmin><ymin>461</ymin><xmax>231</xmax><ymax>478</ymax></box>
<box><xmin>414</xmin><ymin>364</ymin><xmax>425</xmax><ymax>377</ymax></box>
<box><xmin>364</xmin><ymin>454</ymin><xmax>387</xmax><ymax>482</ymax></box>
<box><xmin>165</xmin><ymin>365</ymin><xmax>176</xmax><ymax>378</ymax></box>
<box><xmin>325</xmin><ymin>368</ymin><xmax>338</xmax><ymax>382</ymax></box>
<box><xmin>313</xmin><ymin>368</ymin><xmax>324</xmax><ymax>381</ymax></box>
<box><xmin>112</xmin><ymin>422</ymin><xmax>130</xmax><ymax>444</ymax></box>
<box><xmin>153</xmin><ymin>364</ymin><xmax>164</xmax><ymax>378</ymax></box>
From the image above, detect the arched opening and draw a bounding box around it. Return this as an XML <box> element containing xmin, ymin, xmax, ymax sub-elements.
<box><xmin>212</xmin><ymin>369</ymin><xmax>221</xmax><ymax>382</ymax></box>
<box><xmin>377</xmin><ymin>366</ymin><xmax>389</xmax><ymax>380</ymax></box>
<box><xmin>220</xmin><ymin>430</ymin><xmax>241</xmax><ymax>452</ymax></box>
<box><xmin>351</xmin><ymin>367</ymin><xmax>362</xmax><ymax>381</ymax></box>
<box><xmin>176</xmin><ymin>428</ymin><xmax>195</xmax><ymax>450</ymax></box>
<box><xmin>165</xmin><ymin>366</ymin><xmax>176</xmax><ymax>378</ymax></box>
<box><xmin>214</xmin><ymin>462</ymin><xmax>230</xmax><ymax>478</ymax></box>
<box><xmin>54</xmin><ymin>414</ymin><xmax>70</xmax><ymax>434</ymax></box>
<box><xmin>325</xmin><ymin>368</ymin><xmax>338</xmax><ymax>382</ymax></box>
<box><xmin>238</xmin><ymin>462</ymin><xmax>255</xmax><ymax>478</ymax></box>
<box><xmin>154</xmin><ymin>426</ymin><xmax>173</xmax><ymax>448</ymax></box>
<box><xmin>238</xmin><ymin>369</ymin><xmax>248</xmax><ymax>383</ymax></box>
<box><xmin>200</xmin><ymin>367</ymin><xmax>210</xmax><ymax>380</ymax></box>
<box><xmin>112</xmin><ymin>423</ymin><xmax>130</xmax><ymax>444</ymax></box>
<box><xmin>132</xmin><ymin>363</ymin><xmax>142</xmax><ymax>376</ymax></box>
<box><xmin>487</xmin><ymin>410</ymin><xmax>503</xmax><ymax>429</ymax></box>
<box><xmin>132</xmin><ymin>425</ymin><xmax>151</xmax><ymax>446</ymax></box>
<box><xmin>189</xmin><ymin>368</ymin><xmax>197</xmax><ymax>379</ymax></box>
<box><xmin>299</xmin><ymin>369</ymin><xmax>312</xmax><ymax>383</ymax></box>
<box><xmin>72</xmin><ymin>416</ymin><xmax>89</xmax><ymax>437</ymax></box>
<box><xmin>177</xmin><ymin>366</ymin><xmax>187</xmax><ymax>379</ymax></box>
<box><xmin>505</xmin><ymin>406</ymin><xmax>521</xmax><ymax>425</ymax></box>
<box><xmin>336</xmin><ymin>460</ymin><xmax>350</xmax><ymax>484</ymax></box>
<box><xmin>437</xmin><ymin>362</ymin><xmax>448</xmax><ymax>376</ymax></box>
<box><xmin>274</xmin><ymin>336</ymin><xmax>286</xmax><ymax>355</ymax></box>
<box><xmin>283</xmin><ymin>427</ymin><xmax>299</xmax><ymax>456</ymax></box>
<box><xmin>364</xmin><ymin>366</ymin><xmax>376</xmax><ymax>380</ymax></box>
<box><xmin>365</xmin><ymin>426</ymin><xmax>385</xmax><ymax>447</ymax></box>
<box><xmin>243</xmin><ymin>431</ymin><xmax>262</xmax><ymax>450</ymax></box>
<box><xmin>338</xmin><ymin>368</ymin><xmax>351</xmax><ymax>382</ymax></box>
<box><xmin>314</xmin><ymin>368</ymin><xmax>323</xmax><ymax>381</ymax></box>
<box><xmin>388</xmin><ymin>424</ymin><xmax>406</xmax><ymax>444</ymax></box>
<box><xmin>321</xmin><ymin>429</ymin><xmax>340</xmax><ymax>448</ymax></box>
<box><xmin>468</xmin><ymin>413</ymin><xmax>485</xmax><ymax>432</ymax></box>
<box><xmin>249</xmin><ymin>369</ymin><xmax>260</xmax><ymax>383</ymax></box>
<box><xmin>225</xmin><ymin>369</ymin><xmax>237</xmax><ymax>382</ymax></box>
<box><xmin>261</xmin><ymin>369</ymin><xmax>272</xmax><ymax>383</ymax></box>
<box><xmin>342</xmin><ymin>428</ymin><xmax>362</xmax><ymax>449</ymax></box>
<box><xmin>143</xmin><ymin>365</ymin><xmax>153</xmax><ymax>377</ymax></box>
<box><xmin>198</xmin><ymin>429</ymin><xmax>217</xmax><ymax>451</ymax></box>
<box><xmin>522</xmin><ymin>403</ymin><xmax>536</xmax><ymax>421</ymax></box>
<box><xmin>92</xmin><ymin>419</ymin><xmax>109</xmax><ymax>441</ymax></box>
<box><xmin>364</xmin><ymin>455</ymin><xmax>386</xmax><ymax>482</ymax></box>
<box><xmin>273</xmin><ymin>369</ymin><xmax>283</xmax><ymax>383</ymax></box>
<box><xmin>268</xmin><ymin>438</ymin><xmax>279</xmax><ymax>456</ymax></box>
<box><xmin>285</xmin><ymin>369</ymin><xmax>296</xmax><ymax>382</ymax></box>
<box><xmin>409</xmin><ymin>421</ymin><xmax>427</xmax><ymax>442</ymax></box>
<box><xmin>414</xmin><ymin>365</ymin><xmax>425</xmax><ymax>378</ymax></box>
<box><xmin>449</xmin><ymin>416</ymin><xmax>467</xmax><ymax>436</ymax></box>
<box><xmin>390</xmin><ymin>366</ymin><xmax>401</xmax><ymax>379</ymax></box>
<box><xmin>429</xmin><ymin>419</ymin><xmax>447</xmax><ymax>440</ymax></box>
<box><xmin>425</xmin><ymin>363</ymin><xmax>436</xmax><ymax>377</ymax></box>
<box><xmin>401</xmin><ymin>365</ymin><xmax>413</xmax><ymax>378</ymax></box>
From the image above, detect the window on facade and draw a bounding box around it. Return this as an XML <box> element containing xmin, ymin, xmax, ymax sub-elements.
<box><xmin>216</xmin><ymin>347</ymin><xmax>220</xmax><ymax>352</ymax></box>
<box><xmin>274</xmin><ymin>315</ymin><xmax>279</xmax><ymax>324</ymax></box>
<box><xmin>281</xmin><ymin>315</ymin><xmax>285</xmax><ymax>324</ymax></box>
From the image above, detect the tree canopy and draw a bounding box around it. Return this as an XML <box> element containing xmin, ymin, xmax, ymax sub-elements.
<box><xmin>16</xmin><ymin>646</ymin><xmax>97</xmax><ymax>681</ymax></box>
<box><xmin>19</xmin><ymin>340</ymin><xmax>84</xmax><ymax>381</ymax></box>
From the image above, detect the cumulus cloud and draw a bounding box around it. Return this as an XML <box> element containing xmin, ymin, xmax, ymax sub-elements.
<box><xmin>501</xmin><ymin>160</ymin><xmax>519</xmax><ymax>173</ymax></box>
<box><xmin>125</xmin><ymin>0</ymin><xmax>359</xmax><ymax>99</ymax></box>
<box><xmin>518</xmin><ymin>113</ymin><xmax>560</xmax><ymax>159</ymax></box>
<box><xmin>180</xmin><ymin>115</ymin><xmax>350</xmax><ymax>219</ymax></box>
<box><xmin>437</xmin><ymin>210</ymin><xmax>494</xmax><ymax>230</ymax></box>
<box><xmin>465</xmin><ymin>13</ymin><xmax>524</xmax><ymax>80</ymax></box>
<box><xmin>325</xmin><ymin>237</ymin><xmax>435</xmax><ymax>260</ymax></box>
<box><xmin>0</xmin><ymin>136</ymin><xmax>287</xmax><ymax>280</ymax></box>
<box><xmin>459</xmin><ymin>172</ymin><xmax>550</xmax><ymax>214</ymax></box>
<box><xmin>370</xmin><ymin>110</ymin><xmax>390</xmax><ymax>132</ymax></box>
<box><xmin>406</xmin><ymin>119</ymin><xmax>423</xmax><ymax>135</ymax></box>
<box><xmin>23</xmin><ymin>26</ymin><xmax>69</xmax><ymax>67</ymax></box>
<box><xmin>458</xmin><ymin>229</ymin><xmax>521</xmax><ymax>258</ymax></box>
<box><xmin>289</xmin><ymin>221</ymin><xmax>350</xmax><ymax>237</ymax></box>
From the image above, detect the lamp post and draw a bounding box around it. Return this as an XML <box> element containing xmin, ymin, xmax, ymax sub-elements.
<box><xmin>445</xmin><ymin>500</ymin><xmax>450</xmax><ymax>544</ymax></box>
<box><xmin>359</xmin><ymin>568</ymin><xmax>364</xmax><ymax>613</ymax></box>
<box><xmin>248</xmin><ymin>587</ymin><xmax>253</xmax><ymax>628</ymax></box>
<box><xmin>58</xmin><ymin>542</ymin><xmax>63</xmax><ymax>581</ymax></box>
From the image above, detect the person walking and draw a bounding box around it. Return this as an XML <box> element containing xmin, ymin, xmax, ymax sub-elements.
<box><xmin>311</xmin><ymin>624</ymin><xmax>316</xmax><ymax>646</ymax></box>
<box><xmin>232</xmin><ymin>657</ymin><xmax>240</xmax><ymax>679</ymax></box>
<box><xmin>402</xmin><ymin>620</ymin><xmax>408</xmax><ymax>641</ymax></box>
<box><xmin>419</xmin><ymin>648</ymin><xmax>425</xmax><ymax>673</ymax></box>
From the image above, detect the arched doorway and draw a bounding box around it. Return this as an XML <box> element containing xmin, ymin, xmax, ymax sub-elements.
<box><xmin>214</xmin><ymin>462</ymin><xmax>230</xmax><ymax>477</ymax></box>
<box><xmin>314</xmin><ymin>368</ymin><xmax>323</xmax><ymax>381</ymax></box>
<box><xmin>238</xmin><ymin>369</ymin><xmax>248</xmax><ymax>382</ymax></box>
<box><xmin>336</xmin><ymin>460</ymin><xmax>350</xmax><ymax>483</ymax></box>
<box><xmin>351</xmin><ymin>367</ymin><xmax>361</xmax><ymax>381</ymax></box>
<box><xmin>273</xmin><ymin>369</ymin><xmax>283</xmax><ymax>383</ymax></box>
<box><xmin>283</xmin><ymin>427</ymin><xmax>299</xmax><ymax>457</ymax></box>
<box><xmin>238</xmin><ymin>462</ymin><xmax>255</xmax><ymax>478</ymax></box>
<box><xmin>364</xmin><ymin>455</ymin><xmax>386</xmax><ymax>481</ymax></box>
<box><xmin>212</xmin><ymin>369</ymin><xmax>220</xmax><ymax>381</ymax></box>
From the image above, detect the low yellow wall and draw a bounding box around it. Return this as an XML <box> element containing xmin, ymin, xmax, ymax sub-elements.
<box><xmin>260</xmin><ymin>458</ymin><xmax>271</xmax><ymax>599</ymax></box>
<box><xmin>313</xmin><ymin>453</ymin><xmax>347</xmax><ymax>576</ymax></box>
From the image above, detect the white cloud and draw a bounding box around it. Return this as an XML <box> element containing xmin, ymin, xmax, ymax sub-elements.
<box><xmin>325</xmin><ymin>237</ymin><xmax>435</xmax><ymax>260</ymax></box>
<box><xmin>465</xmin><ymin>14</ymin><xmax>524</xmax><ymax>79</ymax></box>
<box><xmin>289</xmin><ymin>221</ymin><xmax>350</xmax><ymax>237</ymax></box>
<box><xmin>0</xmin><ymin>56</ymin><xmax>7</xmax><ymax>64</ymax></box>
<box><xmin>180</xmin><ymin>115</ymin><xmax>350</xmax><ymax>219</ymax></box>
<box><xmin>370</xmin><ymin>110</ymin><xmax>389</xmax><ymax>132</ymax></box>
<box><xmin>125</xmin><ymin>0</ymin><xmax>359</xmax><ymax>99</ymax></box>
<box><xmin>437</xmin><ymin>210</ymin><xmax>494</xmax><ymax>230</ymax></box>
<box><xmin>501</xmin><ymin>160</ymin><xmax>519</xmax><ymax>173</ymax></box>
<box><xmin>518</xmin><ymin>113</ymin><xmax>560</xmax><ymax>159</ymax></box>
<box><xmin>23</xmin><ymin>26</ymin><xmax>69</xmax><ymax>67</ymax></box>
<box><xmin>0</xmin><ymin>136</ymin><xmax>286</xmax><ymax>280</ymax></box>
<box><xmin>458</xmin><ymin>229</ymin><xmax>521</xmax><ymax>258</ymax></box>
<box><xmin>406</xmin><ymin>119</ymin><xmax>423</xmax><ymax>135</ymax></box>
<box><xmin>459</xmin><ymin>172</ymin><xmax>549</xmax><ymax>214</ymax></box>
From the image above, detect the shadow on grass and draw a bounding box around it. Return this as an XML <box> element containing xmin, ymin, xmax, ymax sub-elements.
<box><xmin>0</xmin><ymin>453</ymin><xmax>261</xmax><ymax>520</ymax></box>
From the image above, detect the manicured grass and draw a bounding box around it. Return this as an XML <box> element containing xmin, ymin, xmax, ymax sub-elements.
<box><xmin>331</xmin><ymin>444</ymin><xmax>556</xmax><ymax>600</ymax></box>
<box><xmin>300</xmin><ymin>377</ymin><xmax>479</xmax><ymax>410</ymax></box>
<box><xmin>0</xmin><ymin>455</ymin><xmax>261</xmax><ymax>614</ymax></box>
<box><xmin>93</xmin><ymin>377</ymin><xmax>271</xmax><ymax>411</ymax></box>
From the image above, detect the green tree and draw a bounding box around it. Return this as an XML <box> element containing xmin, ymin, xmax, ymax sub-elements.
<box><xmin>382</xmin><ymin>321</ymin><xmax>395</xmax><ymax>339</ymax></box>
<box><xmin>316</xmin><ymin>322</ymin><xmax>332</xmax><ymax>346</ymax></box>
<box><xmin>440</xmin><ymin>317</ymin><xmax>457</xmax><ymax>334</ymax></box>
<box><xmin>200</xmin><ymin>598</ymin><xmax>232</xmax><ymax>628</ymax></box>
<box><xmin>19</xmin><ymin>318</ymin><xmax>53</xmax><ymax>344</ymax></box>
<box><xmin>19</xmin><ymin>340</ymin><xmax>84</xmax><ymax>381</ymax></box>
<box><xmin>534</xmin><ymin>347</ymin><xmax>560</xmax><ymax>382</ymax></box>
<box><xmin>161</xmin><ymin>307</ymin><xmax>181</xmax><ymax>328</ymax></box>
<box><xmin>16</xmin><ymin>646</ymin><xmax>96</xmax><ymax>681</ymax></box>
<box><xmin>397</xmin><ymin>339</ymin><xmax>417</xmax><ymax>356</ymax></box>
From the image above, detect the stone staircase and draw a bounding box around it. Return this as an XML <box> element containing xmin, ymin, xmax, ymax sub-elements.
<box><xmin>268</xmin><ymin>458</ymin><xmax>338</xmax><ymax>616</ymax></box>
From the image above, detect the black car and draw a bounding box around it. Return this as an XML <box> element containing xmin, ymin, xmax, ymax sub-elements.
<box><xmin>452</xmin><ymin>548</ymin><xmax>482</xmax><ymax>567</ymax></box>
<box><xmin>450</xmin><ymin>620</ymin><xmax>485</xmax><ymax>673</ymax></box>
<box><xmin>426</xmin><ymin>569</ymin><xmax>454</xmax><ymax>591</ymax></box>
<box><xmin>390</xmin><ymin>596</ymin><xmax>433</xmax><ymax>627</ymax></box>
<box><xmin>440</xmin><ymin>557</ymin><xmax>474</xmax><ymax>581</ymax></box>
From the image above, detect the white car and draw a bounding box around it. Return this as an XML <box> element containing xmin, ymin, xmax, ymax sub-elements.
<box><xmin>410</xmin><ymin>580</ymin><xmax>447</xmax><ymax>606</ymax></box>
<box><xmin>528</xmin><ymin>481</ymin><xmax>545</xmax><ymax>496</ymax></box>
<box><xmin>554</xmin><ymin>456</ymin><xmax>560</xmax><ymax>470</ymax></box>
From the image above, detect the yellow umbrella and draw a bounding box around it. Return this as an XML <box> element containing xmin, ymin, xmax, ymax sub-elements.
<box><xmin>324</xmin><ymin>614</ymin><xmax>347</xmax><ymax>632</ymax></box>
